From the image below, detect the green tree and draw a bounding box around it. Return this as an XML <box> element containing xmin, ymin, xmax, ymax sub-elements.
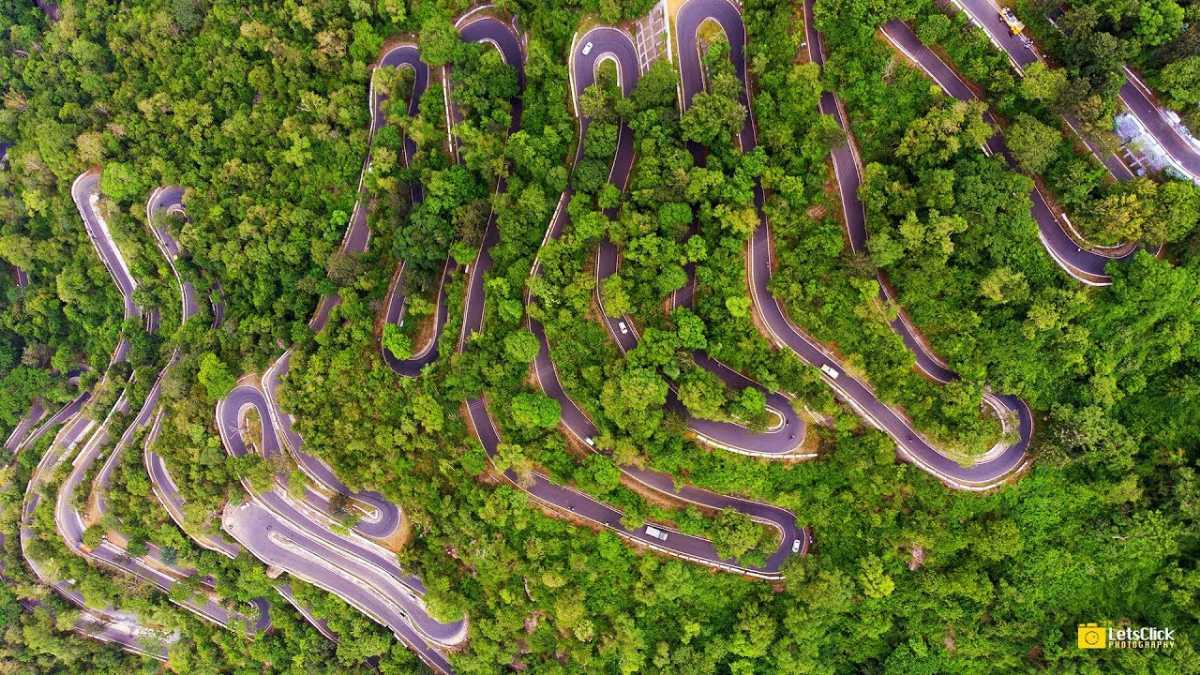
<box><xmin>1006</xmin><ymin>114</ymin><xmax>1062</xmax><ymax>175</ymax></box>
<box><xmin>382</xmin><ymin>323</ymin><xmax>412</xmax><ymax>360</ymax></box>
<box><xmin>1157</xmin><ymin>55</ymin><xmax>1200</xmax><ymax>108</ymax></box>
<box><xmin>858</xmin><ymin>555</ymin><xmax>895</xmax><ymax>599</ymax></box>
<box><xmin>197</xmin><ymin>352</ymin><xmax>235</xmax><ymax>401</ymax></box>
<box><xmin>510</xmin><ymin>392</ymin><xmax>561</xmax><ymax>430</ymax></box>
<box><xmin>503</xmin><ymin>330</ymin><xmax>541</xmax><ymax>363</ymax></box>
<box><xmin>1020</xmin><ymin>62</ymin><xmax>1069</xmax><ymax>105</ymax></box>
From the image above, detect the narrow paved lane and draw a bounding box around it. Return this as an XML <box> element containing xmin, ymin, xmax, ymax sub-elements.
<box><xmin>18</xmin><ymin>173</ymin><xmax>178</xmax><ymax>657</ymax></box>
<box><xmin>576</xmin><ymin>3</ymin><xmax>810</xmax><ymax>458</ymax></box>
<box><xmin>263</xmin><ymin>45</ymin><xmax>419</xmax><ymax>543</ymax></box>
<box><xmin>880</xmin><ymin>20</ymin><xmax>1136</xmax><ymax>286</ymax></box>
<box><xmin>382</xmin><ymin>15</ymin><xmax>524</xmax><ymax>376</ymax></box>
<box><xmin>462</xmin><ymin>24</ymin><xmax>810</xmax><ymax>581</ymax></box>
<box><xmin>223</xmin><ymin>499</ymin><xmax>453</xmax><ymax>673</ymax></box>
<box><xmin>22</xmin><ymin>394</ymin><xmax>174</xmax><ymax>659</ymax></box>
<box><xmin>206</xmin><ymin>40</ymin><xmax>467</xmax><ymax>667</ymax></box>
<box><xmin>677</xmin><ymin>0</ymin><xmax>1033</xmax><ymax>490</ymax></box>
<box><xmin>53</xmin><ymin>180</ymin><xmax>270</xmax><ymax>636</ymax></box>
<box><xmin>263</xmin><ymin>352</ymin><xmax>401</xmax><ymax>539</ymax></box>
<box><xmin>146</xmin><ymin>187</ymin><xmax>201</xmax><ymax>322</ymax></box>
<box><xmin>5</xmin><ymin>400</ymin><xmax>46</xmax><ymax>454</ymax></box>
<box><xmin>312</xmin><ymin>44</ymin><xmax>431</xmax><ymax>331</ymax></box>
<box><xmin>796</xmin><ymin>4</ymin><xmax>1033</xmax><ymax>466</ymax></box>
<box><xmin>955</xmin><ymin>0</ymin><xmax>1200</xmax><ymax>182</ymax></box>
<box><xmin>216</xmin><ymin>382</ymin><xmax>466</xmax><ymax>660</ymax></box>
<box><xmin>949</xmin><ymin>0</ymin><xmax>1191</xmax><ymax>280</ymax></box>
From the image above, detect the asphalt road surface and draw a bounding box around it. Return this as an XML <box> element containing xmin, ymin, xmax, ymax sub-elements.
<box><xmin>384</xmin><ymin>15</ymin><xmax>526</xmax><ymax>376</ymax></box>
<box><xmin>53</xmin><ymin>177</ymin><xmax>271</xmax><ymax>636</ymax></box>
<box><xmin>571</xmin><ymin>4</ymin><xmax>810</xmax><ymax>459</ymax></box>
<box><xmin>954</xmin><ymin>0</ymin><xmax>1200</xmax><ymax>180</ymax></box>
<box><xmin>593</xmin><ymin>225</ymin><xmax>807</xmax><ymax>457</ymax></box>
<box><xmin>263</xmin><ymin>351</ymin><xmax>402</xmax><ymax>540</ymax></box>
<box><xmin>461</xmin><ymin>23</ymin><xmax>811</xmax><ymax>580</ymax></box>
<box><xmin>145</xmin><ymin>186</ymin><xmax>209</xmax><ymax>323</ymax></box>
<box><xmin>313</xmin><ymin>44</ymin><xmax>431</xmax><ymax>331</ymax></box>
<box><xmin>795</xmin><ymin>3</ymin><xmax>1033</xmax><ymax>465</ymax></box>
<box><xmin>17</xmin><ymin>173</ymin><xmax>174</xmax><ymax>656</ymax></box>
<box><xmin>945</xmin><ymin>0</ymin><xmax>1197</xmax><ymax>284</ymax></box>
<box><xmin>21</xmin><ymin>404</ymin><xmax>175</xmax><ymax>660</ymax></box>
<box><xmin>679</xmin><ymin>0</ymin><xmax>1033</xmax><ymax>490</ymax></box>
<box><xmin>258</xmin><ymin>43</ymin><xmax>415</xmax><ymax>543</ymax></box>
<box><xmin>223</xmin><ymin>499</ymin><xmax>453</xmax><ymax>673</ymax></box>
<box><xmin>202</xmin><ymin>39</ymin><xmax>466</xmax><ymax>668</ymax></box>
<box><xmin>880</xmin><ymin>21</ymin><xmax>1137</xmax><ymax>287</ymax></box>
<box><xmin>216</xmin><ymin>383</ymin><xmax>466</xmax><ymax>657</ymax></box>
<box><xmin>5</xmin><ymin>399</ymin><xmax>45</xmax><ymax>453</ymax></box>
<box><xmin>372</xmin><ymin>50</ymin><xmax>455</xmax><ymax>377</ymax></box>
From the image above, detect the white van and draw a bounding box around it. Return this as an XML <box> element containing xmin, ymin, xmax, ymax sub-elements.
<box><xmin>820</xmin><ymin>364</ymin><xmax>839</xmax><ymax>379</ymax></box>
<box><xmin>645</xmin><ymin>525</ymin><xmax>668</xmax><ymax>541</ymax></box>
<box><xmin>792</xmin><ymin>538</ymin><xmax>803</xmax><ymax>553</ymax></box>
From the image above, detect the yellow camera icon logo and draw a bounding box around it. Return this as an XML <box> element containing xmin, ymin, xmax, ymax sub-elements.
<box><xmin>1078</xmin><ymin>624</ymin><xmax>1107</xmax><ymax>649</ymax></box>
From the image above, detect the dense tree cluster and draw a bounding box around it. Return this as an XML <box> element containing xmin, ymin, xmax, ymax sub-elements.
<box><xmin>0</xmin><ymin>0</ymin><xmax>1198</xmax><ymax>672</ymax></box>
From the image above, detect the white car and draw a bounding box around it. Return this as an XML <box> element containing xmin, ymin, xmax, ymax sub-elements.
<box><xmin>645</xmin><ymin>525</ymin><xmax>668</xmax><ymax>541</ymax></box>
<box><xmin>792</xmin><ymin>539</ymin><xmax>803</xmax><ymax>553</ymax></box>
<box><xmin>582</xmin><ymin>41</ymin><xmax>594</xmax><ymax>56</ymax></box>
<box><xmin>820</xmin><ymin>364</ymin><xmax>839</xmax><ymax>379</ymax></box>
<box><xmin>618</xmin><ymin>320</ymin><xmax>629</xmax><ymax>335</ymax></box>
<box><xmin>585</xmin><ymin>437</ymin><xmax>595</xmax><ymax>447</ymax></box>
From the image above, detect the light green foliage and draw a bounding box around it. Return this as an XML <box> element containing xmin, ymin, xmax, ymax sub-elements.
<box><xmin>197</xmin><ymin>352</ymin><xmax>235</xmax><ymax>401</ymax></box>
<box><xmin>1006</xmin><ymin>114</ymin><xmax>1062</xmax><ymax>175</ymax></box>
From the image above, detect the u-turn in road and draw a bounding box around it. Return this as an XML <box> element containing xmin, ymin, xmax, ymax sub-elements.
<box><xmin>678</xmin><ymin>0</ymin><xmax>1033</xmax><ymax>490</ymax></box>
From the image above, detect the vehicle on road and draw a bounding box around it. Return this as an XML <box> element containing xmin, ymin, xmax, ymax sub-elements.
<box><xmin>618</xmin><ymin>320</ymin><xmax>629</xmax><ymax>335</ymax></box>
<box><xmin>1000</xmin><ymin>8</ymin><xmax>1024</xmax><ymax>35</ymax></box>
<box><xmin>582</xmin><ymin>41</ymin><xmax>593</xmax><ymax>55</ymax></box>
<box><xmin>792</xmin><ymin>539</ymin><xmax>802</xmax><ymax>553</ymax></box>
<box><xmin>820</xmin><ymin>364</ymin><xmax>839</xmax><ymax>379</ymax></box>
<box><xmin>645</xmin><ymin>525</ymin><xmax>668</xmax><ymax>541</ymax></box>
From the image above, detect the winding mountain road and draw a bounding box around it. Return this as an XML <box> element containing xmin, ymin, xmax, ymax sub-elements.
<box><xmin>21</xmin><ymin>379</ymin><xmax>174</xmax><ymax>661</ymax></box>
<box><xmin>381</xmin><ymin>13</ymin><xmax>522</xmax><ymax>376</ymax></box>
<box><xmin>311</xmin><ymin>43</ymin><xmax>430</xmax><ymax>332</ymax></box>
<box><xmin>571</xmin><ymin>7</ymin><xmax>809</xmax><ymax>461</ymax></box>
<box><xmin>17</xmin><ymin>171</ymin><xmax>184</xmax><ymax>658</ymax></box>
<box><xmin>879</xmin><ymin>21</ymin><xmax>1136</xmax><ymax>287</ymax></box>
<box><xmin>5</xmin><ymin>400</ymin><xmax>46</xmax><ymax>454</ymax></box>
<box><xmin>262</xmin><ymin>44</ymin><xmax>422</xmax><ymax>543</ymax></box>
<box><xmin>591</xmin><ymin>149</ymin><xmax>807</xmax><ymax>456</ymax></box>
<box><xmin>676</xmin><ymin>0</ymin><xmax>1033</xmax><ymax>490</ymax></box>
<box><xmin>210</xmin><ymin>40</ymin><xmax>466</xmax><ymax>672</ymax></box>
<box><xmin>459</xmin><ymin>23</ymin><xmax>810</xmax><ymax>580</ymax></box>
<box><xmin>796</xmin><ymin>4</ymin><xmax>1034</xmax><ymax>470</ymax></box>
<box><xmin>953</xmin><ymin>0</ymin><xmax>1200</xmax><ymax>184</ymax></box>
<box><xmin>140</xmin><ymin>190</ymin><xmax>248</xmax><ymax>559</ymax></box>
<box><xmin>942</xmin><ymin>0</ymin><xmax>1197</xmax><ymax>285</ymax></box>
<box><xmin>51</xmin><ymin>176</ymin><xmax>271</xmax><ymax>642</ymax></box>
<box><xmin>263</xmin><ymin>352</ymin><xmax>402</xmax><ymax>540</ymax></box>
<box><xmin>56</xmin><ymin>362</ymin><xmax>270</xmax><ymax>634</ymax></box>
<box><xmin>216</xmin><ymin>382</ymin><xmax>463</xmax><ymax>672</ymax></box>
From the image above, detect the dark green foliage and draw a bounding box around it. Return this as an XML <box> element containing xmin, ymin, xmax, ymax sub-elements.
<box><xmin>0</xmin><ymin>0</ymin><xmax>1198</xmax><ymax>672</ymax></box>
